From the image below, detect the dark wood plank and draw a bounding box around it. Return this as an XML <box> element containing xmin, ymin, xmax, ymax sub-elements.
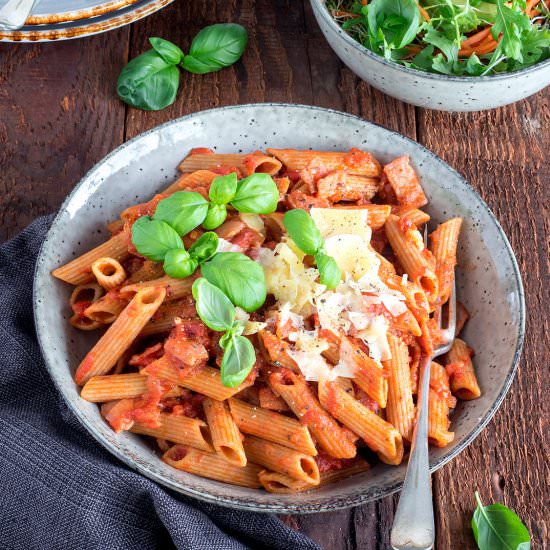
<box><xmin>417</xmin><ymin>94</ymin><xmax>550</xmax><ymax>550</ymax></box>
<box><xmin>0</xmin><ymin>31</ymin><xmax>129</xmax><ymax>241</ymax></box>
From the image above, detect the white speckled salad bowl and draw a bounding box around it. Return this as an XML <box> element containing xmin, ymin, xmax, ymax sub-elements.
<box><xmin>310</xmin><ymin>0</ymin><xmax>550</xmax><ymax>112</ymax></box>
<box><xmin>34</xmin><ymin>104</ymin><xmax>524</xmax><ymax>513</ymax></box>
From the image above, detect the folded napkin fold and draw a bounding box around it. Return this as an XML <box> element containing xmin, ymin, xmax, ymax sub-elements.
<box><xmin>0</xmin><ymin>217</ymin><xmax>320</xmax><ymax>550</ymax></box>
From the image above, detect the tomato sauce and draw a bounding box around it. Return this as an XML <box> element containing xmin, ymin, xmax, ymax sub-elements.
<box><xmin>315</xmin><ymin>451</ymin><xmax>356</xmax><ymax>473</ymax></box>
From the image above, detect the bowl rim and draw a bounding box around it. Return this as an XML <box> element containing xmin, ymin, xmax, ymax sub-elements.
<box><xmin>310</xmin><ymin>0</ymin><xmax>550</xmax><ymax>82</ymax></box>
<box><xmin>33</xmin><ymin>103</ymin><xmax>526</xmax><ymax>513</ymax></box>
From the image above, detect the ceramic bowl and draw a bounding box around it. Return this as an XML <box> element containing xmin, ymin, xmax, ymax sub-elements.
<box><xmin>310</xmin><ymin>0</ymin><xmax>550</xmax><ymax>112</ymax></box>
<box><xmin>34</xmin><ymin>104</ymin><xmax>525</xmax><ymax>513</ymax></box>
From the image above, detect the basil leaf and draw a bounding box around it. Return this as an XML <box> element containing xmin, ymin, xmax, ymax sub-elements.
<box><xmin>188</xmin><ymin>231</ymin><xmax>219</xmax><ymax>263</ymax></box>
<box><xmin>209</xmin><ymin>173</ymin><xmax>238</xmax><ymax>205</ymax></box>
<box><xmin>472</xmin><ymin>492</ymin><xmax>530</xmax><ymax>550</ymax></box>
<box><xmin>182</xmin><ymin>23</ymin><xmax>248</xmax><ymax>74</ymax></box>
<box><xmin>315</xmin><ymin>252</ymin><xmax>341</xmax><ymax>290</ymax></box>
<box><xmin>220</xmin><ymin>334</ymin><xmax>256</xmax><ymax>387</ymax></box>
<box><xmin>153</xmin><ymin>191</ymin><xmax>209</xmax><ymax>236</ymax></box>
<box><xmin>131</xmin><ymin>216</ymin><xmax>183</xmax><ymax>261</ymax></box>
<box><xmin>367</xmin><ymin>0</ymin><xmax>420</xmax><ymax>50</ymax></box>
<box><xmin>283</xmin><ymin>209</ymin><xmax>323</xmax><ymax>256</ymax></box>
<box><xmin>117</xmin><ymin>50</ymin><xmax>180</xmax><ymax>111</ymax></box>
<box><xmin>231</xmin><ymin>173</ymin><xmax>279</xmax><ymax>214</ymax></box>
<box><xmin>191</xmin><ymin>278</ymin><xmax>235</xmax><ymax>331</ymax></box>
<box><xmin>149</xmin><ymin>37</ymin><xmax>185</xmax><ymax>65</ymax></box>
<box><xmin>203</xmin><ymin>203</ymin><xmax>227</xmax><ymax>230</ymax></box>
<box><xmin>201</xmin><ymin>252</ymin><xmax>266</xmax><ymax>312</ymax></box>
<box><xmin>163</xmin><ymin>248</ymin><xmax>198</xmax><ymax>279</ymax></box>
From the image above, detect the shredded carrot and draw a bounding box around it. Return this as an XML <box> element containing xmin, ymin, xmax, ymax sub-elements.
<box><xmin>361</xmin><ymin>0</ymin><xmax>368</xmax><ymax>5</ymax></box>
<box><xmin>333</xmin><ymin>10</ymin><xmax>359</xmax><ymax>19</ymax></box>
<box><xmin>404</xmin><ymin>44</ymin><xmax>423</xmax><ymax>59</ymax></box>
<box><xmin>460</xmin><ymin>26</ymin><xmax>492</xmax><ymax>49</ymax></box>
<box><xmin>458</xmin><ymin>36</ymin><xmax>499</xmax><ymax>57</ymax></box>
<box><xmin>417</xmin><ymin>3</ymin><xmax>431</xmax><ymax>22</ymax></box>
<box><xmin>526</xmin><ymin>0</ymin><xmax>540</xmax><ymax>16</ymax></box>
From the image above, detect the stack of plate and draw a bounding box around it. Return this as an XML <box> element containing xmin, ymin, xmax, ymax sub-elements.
<box><xmin>0</xmin><ymin>0</ymin><xmax>174</xmax><ymax>42</ymax></box>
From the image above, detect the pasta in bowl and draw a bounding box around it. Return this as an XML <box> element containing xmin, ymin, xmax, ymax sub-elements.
<box><xmin>34</xmin><ymin>104</ymin><xmax>524</xmax><ymax>512</ymax></box>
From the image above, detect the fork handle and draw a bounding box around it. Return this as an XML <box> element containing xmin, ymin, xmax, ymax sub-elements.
<box><xmin>390</xmin><ymin>355</ymin><xmax>434</xmax><ymax>550</ymax></box>
<box><xmin>0</xmin><ymin>0</ymin><xmax>37</xmax><ymax>30</ymax></box>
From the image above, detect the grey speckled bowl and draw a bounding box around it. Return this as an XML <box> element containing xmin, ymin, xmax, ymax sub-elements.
<box><xmin>34</xmin><ymin>104</ymin><xmax>525</xmax><ymax>513</ymax></box>
<box><xmin>311</xmin><ymin>0</ymin><xmax>550</xmax><ymax>112</ymax></box>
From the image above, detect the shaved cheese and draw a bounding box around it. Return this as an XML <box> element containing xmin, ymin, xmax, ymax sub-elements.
<box><xmin>243</xmin><ymin>321</ymin><xmax>267</xmax><ymax>336</ymax></box>
<box><xmin>217</xmin><ymin>238</ymin><xmax>244</xmax><ymax>253</ymax></box>
<box><xmin>239</xmin><ymin>213</ymin><xmax>265</xmax><ymax>236</ymax></box>
<box><xmin>380</xmin><ymin>294</ymin><xmax>408</xmax><ymax>317</ymax></box>
<box><xmin>357</xmin><ymin>316</ymin><xmax>391</xmax><ymax>362</ymax></box>
<box><xmin>258</xmin><ymin>243</ymin><xmax>325</xmax><ymax>312</ymax></box>
<box><xmin>324</xmin><ymin>234</ymin><xmax>380</xmax><ymax>281</ymax></box>
<box><xmin>310</xmin><ymin>208</ymin><xmax>371</xmax><ymax>240</ymax></box>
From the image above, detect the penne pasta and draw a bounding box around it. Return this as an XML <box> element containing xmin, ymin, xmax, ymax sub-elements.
<box><xmin>243</xmin><ymin>435</ymin><xmax>320</xmax><ymax>484</ymax></box>
<box><xmin>74</xmin><ymin>287</ymin><xmax>166</xmax><ymax>385</ymax></box>
<box><xmin>120</xmin><ymin>275</ymin><xmax>195</xmax><ymax>302</ymax></box>
<box><xmin>131</xmin><ymin>413</ymin><xmax>213</xmax><ymax>452</ymax></box>
<box><xmin>318</xmin><ymin>378</ymin><xmax>403</xmax><ymax>465</ymax></box>
<box><xmin>91</xmin><ymin>257</ymin><xmax>127</xmax><ymax>290</ymax></box>
<box><xmin>430</xmin><ymin>218</ymin><xmax>462</xmax><ymax>304</ymax></box>
<box><xmin>228</xmin><ymin>398</ymin><xmax>317</xmax><ymax>456</ymax></box>
<box><xmin>383</xmin><ymin>333</ymin><xmax>416</xmax><ymax>442</ymax></box>
<box><xmin>428</xmin><ymin>362</ymin><xmax>455</xmax><ymax>447</ymax></box>
<box><xmin>385</xmin><ymin>214</ymin><xmax>439</xmax><ymax>303</ymax></box>
<box><xmin>163</xmin><ymin>445</ymin><xmax>262</xmax><ymax>488</ymax></box>
<box><xmin>269</xmin><ymin>370</ymin><xmax>357</xmax><ymax>459</ymax></box>
<box><xmin>53</xmin><ymin>229</ymin><xmax>130</xmax><ymax>285</ymax></box>
<box><xmin>203</xmin><ymin>398</ymin><xmax>247</xmax><ymax>466</ymax></box>
<box><xmin>161</xmin><ymin>169</ymin><xmax>218</xmax><ymax>196</ymax></box>
<box><xmin>445</xmin><ymin>338</ymin><xmax>481</xmax><ymax>400</ymax></box>
<box><xmin>267</xmin><ymin>148</ymin><xmax>381</xmax><ymax>177</ymax></box>
<box><xmin>178</xmin><ymin>152</ymin><xmax>282</xmax><ymax>176</ymax></box>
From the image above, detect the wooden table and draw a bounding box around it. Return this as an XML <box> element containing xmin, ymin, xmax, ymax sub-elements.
<box><xmin>1</xmin><ymin>2</ymin><xmax>548</xmax><ymax>548</ymax></box>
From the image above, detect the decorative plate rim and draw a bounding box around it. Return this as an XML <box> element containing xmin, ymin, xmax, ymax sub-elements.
<box><xmin>0</xmin><ymin>0</ymin><xmax>173</xmax><ymax>42</ymax></box>
<box><xmin>33</xmin><ymin>103</ymin><xmax>526</xmax><ymax>513</ymax></box>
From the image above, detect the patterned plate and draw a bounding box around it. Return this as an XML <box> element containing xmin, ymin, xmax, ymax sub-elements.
<box><xmin>0</xmin><ymin>0</ymin><xmax>173</xmax><ymax>42</ymax></box>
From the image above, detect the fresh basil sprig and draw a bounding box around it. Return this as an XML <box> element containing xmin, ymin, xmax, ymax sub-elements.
<box><xmin>153</xmin><ymin>191</ymin><xmax>209</xmax><ymax>236</ymax></box>
<box><xmin>131</xmin><ymin>218</ymin><xmax>218</xmax><ymax>278</ymax></box>
<box><xmin>163</xmin><ymin>231</ymin><xmax>219</xmax><ymax>278</ymax></box>
<box><xmin>283</xmin><ymin>209</ymin><xmax>341</xmax><ymax>289</ymax></box>
<box><xmin>472</xmin><ymin>491</ymin><xmax>530</xmax><ymax>550</ymax></box>
<box><xmin>201</xmin><ymin>252</ymin><xmax>267</xmax><ymax>312</ymax></box>
<box><xmin>117</xmin><ymin>25</ymin><xmax>248</xmax><ymax>111</ymax></box>
<box><xmin>192</xmin><ymin>278</ymin><xmax>256</xmax><ymax>387</ymax></box>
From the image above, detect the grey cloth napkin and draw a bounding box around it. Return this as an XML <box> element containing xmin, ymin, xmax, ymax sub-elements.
<box><xmin>0</xmin><ymin>216</ymin><xmax>320</xmax><ymax>550</ymax></box>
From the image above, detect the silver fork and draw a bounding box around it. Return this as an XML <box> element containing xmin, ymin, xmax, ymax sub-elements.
<box><xmin>0</xmin><ymin>0</ymin><xmax>38</xmax><ymax>31</ymax></box>
<box><xmin>390</xmin><ymin>226</ymin><xmax>456</xmax><ymax>550</ymax></box>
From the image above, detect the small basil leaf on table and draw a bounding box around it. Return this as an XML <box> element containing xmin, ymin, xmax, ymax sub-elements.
<box><xmin>471</xmin><ymin>491</ymin><xmax>530</xmax><ymax>550</ymax></box>
<box><xmin>131</xmin><ymin>217</ymin><xmax>183</xmax><ymax>262</ymax></box>
<box><xmin>283</xmin><ymin>208</ymin><xmax>323</xmax><ymax>255</ymax></box>
<box><xmin>231</xmin><ymin>173</ymin><xmax>279</xmax><ymax>214</ymax></box>
<box><xmin>203</xmin><ymin>203</ymin><xmax>228</xmax><ymax>230</ymax></box>
<box><xmin>149</xmin><ymin>37</ymin><xmax>185</xmax><ymax>65</ymax></box>
<box><xmin>209</xmin><ymin>173</ymin><xmax>238</xmax><ymax>205</ymax></box>
<box><xmin>315</xmin><ymin>252</ymin><xmax>341</xmax><ymax>290</ymax></box>
<box><xmin>153</xmin><ymin>191</ymin><xmax>209</xmax><ymax>236</ymax></box>
<box><xmin>163</xmin><ymin>248</ymin><xmax>197</xmax><ymax>279</ymax></box>
<box><xmin>200</xmin><ymin>252</ymin><xmax>266</xmax><ymax>312</ymax></box>
<box><xmin>191</xmin><ymin>278</ymin><xmax>235</xmax><ymax>331</ymax></box>
<box><xmin>117</xmin><ymin>50</ymin><xmax>180</xmax><ymax>111</ymax></box>
<box><xmin>188</xmin><ymin>231</ymin><xmax>219</xmax><ymax>263</ymax></box>
<box><xmin>182</xmin><ymin>23</ymin><xmax>248</xmax><ymax>74</ymax></box>
<box><xmin>220</xmin><ymin>334</ymin><xmax>256</xmax><ymax>387</ymax></box>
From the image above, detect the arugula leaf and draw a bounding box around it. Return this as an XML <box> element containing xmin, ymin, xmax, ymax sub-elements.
<box><xmin>131</xmin><ymin>217</ymin><xmax>183</xmax><ymax>262</ymax></box>
<box><xmin>423</xmin><ymin>25</ymin><xmax>459</xmax><ymax>64</ymax></box>
<box><xmin>492</xmin><ymin>0</ymin><xmax>532</xmax><ymax>62</ymax></box>
<box><xmin>472</xmin><ymin>491</ymin><xmax>531</xmax><ymax>550</ymax></box>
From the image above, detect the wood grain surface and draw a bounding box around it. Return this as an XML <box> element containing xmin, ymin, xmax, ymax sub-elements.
<box><xmin>0</xmin><ymin>1</ymin><xmax>548</xmax><ymax>548</ymax></box>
